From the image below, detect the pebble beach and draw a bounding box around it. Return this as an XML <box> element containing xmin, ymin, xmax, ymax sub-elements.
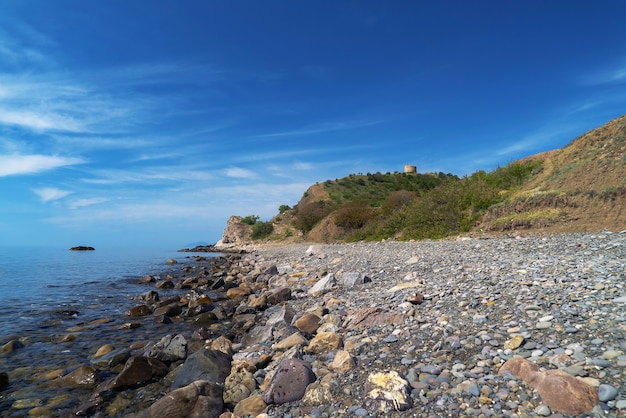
<box><xmin>1</xmin><ymin>232</ymin><xmax>624</xmax><ymax>417</ymax></box>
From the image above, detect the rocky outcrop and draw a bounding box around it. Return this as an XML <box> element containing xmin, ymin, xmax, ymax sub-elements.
<box><xmin>213</xmin><ymin>216</ymin><xmax>252</xmax><ymax>251</ymax></box>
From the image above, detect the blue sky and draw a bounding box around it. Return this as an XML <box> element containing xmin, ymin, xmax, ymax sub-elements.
<box><xmin>1</xmin><ymin>1</ymin><xmax>625</xmax><ymax>248</ymax></box>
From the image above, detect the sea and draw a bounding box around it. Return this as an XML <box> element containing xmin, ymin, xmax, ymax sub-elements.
<box><xmin>0</xmin><ymin>245</ymin><xmax>213</xmax><ymax>340</ymax></box>
<box><xmin>0</xmin><ymin>245</ymin><xmax>222</xmax><ymax>413</ymax></box>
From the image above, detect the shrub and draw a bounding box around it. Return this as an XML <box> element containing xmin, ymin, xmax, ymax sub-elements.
<box><xmin>278</xmin><ymin>204</ymin><xmax>291</xmax><ymax>214</ymax></box>
<box><xmin>334</xmin><ymin>202</ymin><xmax>376</xmax><ymax>229</ymax></box>
<box><xmin>241</xmin><ymin>215</ymin><xmax>260</xmax><ymax>225</ymax></box>
<box><xmin>381</xmin><ymin>190</ymin><xmax>417</xmax><ymax>214</ymax></box>
<box><xmin>293</xmin><ymin>201</ymin><xmax>333</xmax><ymax>233</ymax></box>
<box><xmin>251</xmin><ymin>221</ymin><xmax>274</xmax><ymax>239</ymax></box>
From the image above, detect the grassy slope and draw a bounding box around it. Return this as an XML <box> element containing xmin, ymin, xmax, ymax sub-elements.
<box><xmin>264</xmin><ymin>115</ymin><xmax>626</xmax><ymax>243</ymax></box>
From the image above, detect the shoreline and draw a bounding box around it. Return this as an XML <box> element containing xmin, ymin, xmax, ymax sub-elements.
<box><xmin>1</xmin><ymin>232</ymin><xmax>625</xmax><ymax>417</ymax></box>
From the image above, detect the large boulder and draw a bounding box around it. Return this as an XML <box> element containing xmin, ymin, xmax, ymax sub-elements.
<box><xmin>102</xmin><ymin>356</ymin><xmax>168</xmax><ymax>391</ymax></box>
<box><xmin>499</xmin><ymin>357</ymin><xmax>598</xmax><ymax>415</ymax></box>
<box><xmin>147</xmin><ymin>334</ymin><xmax>187</xmax><ymax>363</ymax></box>
<box><xmin>140</xmin><ymin>380</ymin><xmax>224</xmax><ymax>418</ymax></box>
<box><xmin>172</xmin><ymin>348</ymin><xmax>231</xmax><ymax>390</ymax></box>
<box><xmin>261</xmin><ymin>358</ymin><xmax>316</xmax><ymax>404</ymax></box>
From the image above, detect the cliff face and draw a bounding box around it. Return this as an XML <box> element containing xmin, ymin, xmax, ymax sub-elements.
<box><xmin>214</xmin><ymin>216</ymin><xmax>252</xmax><ymax>248</ymax></box>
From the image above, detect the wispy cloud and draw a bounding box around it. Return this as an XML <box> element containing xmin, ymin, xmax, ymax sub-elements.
<box><xmin>67</xmin><ymin>197</ymin><xmax>109</xmax><ymax>209</ymax></box>
<box><xmin>225</xmin><ymin>167</ymin><xmax>257</xmax><ymax>179</ymax></box>
<box><xmin>580</xmin><ymin>61</ymin><xmax>626</xmax><ymax>86</ymax></box>
<box><xmin>32</xmin><ymin>187</ymin><xmax>72</xmax><ymax>202</ymax></box>
<box><xmin>0</xmin><ymin>109</ymin><xmax>82</xmax><ymax>132</ymax></box>
<box><xmin>82</xmin><ymin>167</ymin><xmax>216</xmax><ymax>185</ymax></box>
<box><xmin>0</xmin><ymin>154</ymin><xmax>84</xmax><ymax>176</ymax></box>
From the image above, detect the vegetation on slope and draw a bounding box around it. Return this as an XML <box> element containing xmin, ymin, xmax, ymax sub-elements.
<box><xmin>288</xmin><ymin>160</ymin><xmax>543</xmax><ymax>241</ymax></box>
<box><xmin>241</xmin><ymin>115</ymin><xmax>624</xmax><ymax>242</ymax></box>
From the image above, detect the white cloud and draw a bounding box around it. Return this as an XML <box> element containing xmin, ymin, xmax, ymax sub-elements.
<box><xmin>225</xmin><ymin>167</ymin><xmax>257</xmax><ymax>179</ymax></box>
<box><xmin>0</xmin><ymin>154</ymin><xmax>83</xmax><ymax>176</ymax></box>
<box><xmin>67</xmin><ymin>197</ymin><xmax>109</xmax><ymax>209</ymax></box>
<box><xmin>0</xmin><ymin>109</ymin><xmax>82</xmax><ymax>132</ymax></box>
<box><xmin>292</xmin><ymin>161</ymin><xmax>313</xmax><ymax>170</ymax></box>
<box><xmin>32</xmin><ymin>187</ymin><xmax>72</xmax><ymax>202</ymax></box>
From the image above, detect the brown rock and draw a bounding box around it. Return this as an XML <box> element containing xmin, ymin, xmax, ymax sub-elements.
<box><xmin>54</xmin><ymin>365</ymin><xmax>98</xmax><ymax>388</ymax></box>
<box><xmin>503</xmin><ymin>335</ymin><xmax>525</xmax><ymax>350</ymax></box>
<box><xmin>294</xmin><ymin>313</ymin><xmax>321</xmax><ymax>335</ymax></box>
<box><xmin>1</xmin><ymin>339</ymin><xmax>24</xmax><ymax>353</ymax></box>
<box><xmin>155</xmin><ymin>280</ymin><xmax>175</xmax><ymax>289</ymax></box>
<box><xmin>226</xmin><ymin>284</ymin><xmax>252</xmax><ymax>299</ymax></box>
<box><xmin>266</xmin><ymin>287</ymin><xmax>292</xmax><ymax>305</ymax></box>
<box><xmin>343</xmin><ymin>307</ymin><xmax>407</xmax><ymax>330</ymax></box>
<box><xmin>328</xmin><ymin>350</ymin><xmax>356</xmax><ymax>373</ymax></box>
<box><xmin>59</xmin><ymin>333</ymin><xmax>76</xmax><ymax>342</ymax></box>
<box><xmin>407</xmin><ymin>293</ymin><xmax>424</xmax><ymax>304</ymax></box>
<box><xmin>142</xmin><ymin>380</ymin><xmax>224</xmax><ymax>418</ymax></box>
<box><xmin>153</xmin><ymin>303</ymin><xmax>182</xmax><ymax>317</ymax></box>
<box><xmin>126</xmin><ymin>304</ymin><xmax>151</xmax><ymax>317</ymax></box>
<box><xmin>271</xmin><ymin>332</ymin><xmax>308</xmax><ymax>351</ymax></box>
<box><xmin>305</xmin><ymin>332</ymin><xmax>342</xmax><ymax>354</ymax></box>
<box><xmin>262</xmin><ymin>358</ymin><xmax>316</xmax><ymax>404</ymax></box>
<box><xmin>210</xmin><ymin>336</ymin><xmax>233</xmax><ymax>356</ymax></box>
<box><xmin>103</xmin><ymin>356</ymin><xmax>168</xmax><ymax>391</ymax></box>
<box><xmin>94</xmin><ymin>344</ymin><xmax>115</xmax><ymax>358</ymax></box>
<box><xmin>232</xmin><ymin>394</ymin><xmax>267</xmax><ymax>417</ymax></box>
<box><xmin>139</xmin><ymin>275</ymin><xmax>156</xmax><ymax>283</ymax></box>
<box><xmin>248</xmin><ymin>293</ymin><xmax>268</xmax><ymax>309</ymax></box>
<box><xmin>498</xmin><ymin>357</ymin><xmax>598</xmax><ymax>415</ymax></box>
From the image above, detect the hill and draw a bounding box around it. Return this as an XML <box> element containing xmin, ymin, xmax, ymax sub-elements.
<box><xmin>480</xmin><ymin>114</ymin><xmax>626</xmax><ymax>233</ymax></box>
<box><xmin>219</xmin><ymin>115</ymin><xmax>625</xmax><ymax>246</ymax></box>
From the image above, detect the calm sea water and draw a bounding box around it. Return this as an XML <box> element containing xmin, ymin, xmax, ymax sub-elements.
<box><xmin>0</xmin><ymin>246</ymin><xmax>220</xmax><ymax>413</ymax></box>
<box><xmin>0</xmin><ymin>246</ymin><xmax>207</xmax><ymax>340</ymax></box>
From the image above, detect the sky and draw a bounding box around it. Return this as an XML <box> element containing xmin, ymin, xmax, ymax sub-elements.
<box><xmin>1</xmin><ymin>1</ymin><xmax>625</xmax><ymax>248</ymax></box>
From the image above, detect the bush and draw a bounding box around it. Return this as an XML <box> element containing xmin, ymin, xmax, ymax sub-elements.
<box><xmin>293</xmin><ymin>201</ymin><xmax>333</xmax><ymax>233</ymax></box>
<box><xmin>241</xmin><ymin>215</ymin><xmax>260</xmax><ymax>225</ymax></box>
<box><xmin>278</xmin><ymin>204</ymin><xmax>291</xmax><ymax>214</ymax></box>
<box><xmin>334</xmin><ymin>202</ymin><xmax>375</xmax><ymax>229</ymax></box>
<box><xmin>251</xmin><ymin>221</ymin><xmax>274</xmax><ymax>239</ymax></box>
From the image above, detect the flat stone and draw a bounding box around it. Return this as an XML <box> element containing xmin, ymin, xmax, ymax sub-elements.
<box><xmin>271</xmin><ymin>332</ymin><xmax>308</xmax><ymax>351</ymax></box>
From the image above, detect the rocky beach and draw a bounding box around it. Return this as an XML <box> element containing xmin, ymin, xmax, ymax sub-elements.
<box><xmin>1</xmin><ymin>232</ymin><xmax>625</xmax><ymax>417</ymax></box>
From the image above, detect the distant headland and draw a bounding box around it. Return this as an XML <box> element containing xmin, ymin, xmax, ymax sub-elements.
<box><xmin>69</xmin><ymin>246</ymin><xmax>95</xmax><ymax>251</ymax></box>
